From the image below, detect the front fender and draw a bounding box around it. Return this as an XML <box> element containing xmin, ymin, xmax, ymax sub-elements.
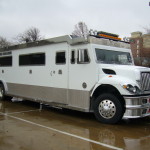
<box><xmin>91</xmin><ymin>75</ymin><xmax>138</xmax><ymax>96</ymax></box>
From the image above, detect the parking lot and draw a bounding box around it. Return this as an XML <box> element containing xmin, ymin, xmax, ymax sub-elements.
<box><xmin>0</xmin><ymin>99</ymin><xmax>150</xmax><ymax>150</ymax></box>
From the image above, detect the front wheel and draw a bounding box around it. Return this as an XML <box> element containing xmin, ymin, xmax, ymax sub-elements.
<box><xmin>93</xmin><ymin>93</ymin><xmax>124</xmax><ymax>124</ymax></box>
<box><xmin>0</xmin><ymin>84</ymin><xmax>5</xmax><ymax>100</ymax></box>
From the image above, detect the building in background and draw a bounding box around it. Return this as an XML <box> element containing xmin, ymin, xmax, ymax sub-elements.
<box><xmin>130</xmin><ymin>32</ymin><xmax>150</xmax><ymax>67</ymax></box>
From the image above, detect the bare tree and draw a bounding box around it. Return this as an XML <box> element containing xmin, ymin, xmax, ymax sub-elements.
<box><xmin>72</xmin><ymin>22</ymin><xmax>89</xmax><ymax>38</ymax></box>
<box><xmin>0</xmin><ymin>36</ymin><xmax>11</xmax><ymax>49</ymax></box>
<box><xmin>16</xmin><ymin>27</ymin><xmax>43</xmax><ymax>43</ymax></box>
<box><xmin>143</xmin><ymin>25</ymin><xmax>150</xmax><ymax>34</ymax></box>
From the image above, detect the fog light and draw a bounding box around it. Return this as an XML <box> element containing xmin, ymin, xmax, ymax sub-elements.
<box><xmin>142</xmin><ymin>109</ymin><xmax>147</xmax><ymax>114</ymax></box>
<box><xmin>142</xmin><ymin>99</ymin><xmax>147</xmax><ymax>104</ymax></box>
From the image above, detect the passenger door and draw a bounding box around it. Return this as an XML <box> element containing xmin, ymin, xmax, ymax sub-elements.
<box><xmin>49</xmin><ymin>43</ymin><xmax>69</xmax><ymax>104</ymax></box>
<box><xmin>68</xmin><ymin>46</ymin><xmax>97</xmax><ymax>110</ymax></box>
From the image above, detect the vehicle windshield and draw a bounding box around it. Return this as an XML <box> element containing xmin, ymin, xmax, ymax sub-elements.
<box><xmin>95</xmin><ymin>48</ymin><xmax>132</xmax><ymax>65</ymax></box>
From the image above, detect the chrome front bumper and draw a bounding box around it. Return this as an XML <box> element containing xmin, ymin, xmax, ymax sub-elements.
<box><xmin>123</xmin><ymin>95</ymin><xmax>150</xmax><ymax>118</ymax></box>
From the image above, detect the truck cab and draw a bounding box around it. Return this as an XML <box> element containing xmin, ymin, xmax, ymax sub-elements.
<box><xmin>77</xmin><ymin>32</ymin><xmax>150</xmax><ymax>124</ymax></box>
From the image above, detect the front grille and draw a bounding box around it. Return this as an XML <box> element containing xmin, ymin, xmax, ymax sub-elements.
<box><xmin>141</xmin><ymin>72</ymin><xmax>150</xmax><ymax>91</ymax></box>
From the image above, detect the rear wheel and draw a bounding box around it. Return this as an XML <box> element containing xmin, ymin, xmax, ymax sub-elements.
<box><xmin>0</xmin><ymin>84</ymin><xmax>5</xmax><ymax>100</ymax></box>
<box><xmin>93</xmin><ymin>93</ymin><xmax>124</xmax><ymax>124</ymax></box>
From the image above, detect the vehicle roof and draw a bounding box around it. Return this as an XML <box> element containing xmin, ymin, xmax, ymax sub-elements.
<box><xmin>0</xmin><ymin>35</ymin><xmax>130</xmax><ymax>52</ymax></box>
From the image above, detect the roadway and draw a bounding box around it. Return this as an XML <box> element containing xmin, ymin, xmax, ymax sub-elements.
<box><xmin>0</xmin><ymin>99</ymin><xmax>150</xmax><ymax>150</ymax></box>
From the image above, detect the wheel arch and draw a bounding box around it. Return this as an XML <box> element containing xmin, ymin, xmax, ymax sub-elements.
<box><xmin>0</xmin><ymin>80</ymin><xmax>8</xmax><ymax>93</ymax></box>
<box><xmin>90</xmin><ymin>84</ymin><xmax>125</xmax><ymax>111</ymax></box>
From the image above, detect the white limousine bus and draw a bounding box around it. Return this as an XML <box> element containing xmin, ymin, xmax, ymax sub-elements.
<box><xmin>0</xmin><ymin>32</ymin><xmax>150</xmax><ymax>124</ymax></box>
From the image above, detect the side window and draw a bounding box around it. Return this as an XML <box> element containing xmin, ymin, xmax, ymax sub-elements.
<box><xmin>71</xmin><ymin>50</ymin><xmax>75</xmax><ymax>64</ymax></box>
<box><xmin>77</xmin><ymin>49</ymin><xmax>90</xmax><ymax>64</ymax></box>
<box><xmin>56</xmin><ymin>51</ymin><xmax>66</xmax><ymax>64</ymax></box>
<box><xmin>83</xmin><ymin>49</ymin><xmax>90</xmax><ymax>62</ymax></box>
<box><xmin>19</xmin><ymin>53</ymin><xmax>45</xmax><ymax>66</ymax></box>
<box><xmin>0</xmin><ymin>56</ymin><xmax>12</xmax><ymax>67</ymax></box>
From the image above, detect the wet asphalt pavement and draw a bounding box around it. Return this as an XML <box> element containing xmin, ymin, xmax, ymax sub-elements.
<box><xmin>0</xmin><ymin>99</ymin><xmax>150</xmax><ymax>150</ymax></box>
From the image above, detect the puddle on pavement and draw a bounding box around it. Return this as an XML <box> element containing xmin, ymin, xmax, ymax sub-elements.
<box><xmin>0</xmin><ymin>100</ymin><xmax>150</xmax><ymax>150</ymax></box>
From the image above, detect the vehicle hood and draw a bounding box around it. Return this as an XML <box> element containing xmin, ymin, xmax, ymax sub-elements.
<box><xmin>99</xmin><ymin>64</ymin><xmax>150</xmax><ymax>82</ymax></box>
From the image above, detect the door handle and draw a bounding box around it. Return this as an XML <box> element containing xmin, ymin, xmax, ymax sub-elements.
<box><xmin>58</xmin><ymin>70</ymin><xmax>62</xmax><ymax>74</ymax></box>
<box><xmin>50</xmin><ymin>71</ymin><xmax>53</xmax><ymax>76</ymax></box>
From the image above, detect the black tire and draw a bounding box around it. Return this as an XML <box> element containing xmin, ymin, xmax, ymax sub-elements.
<box><xmin>93</xmin><ymin>93</ymin><xmax>124</xmax><ymax>124</ymax></box>
<box><xmin>0</xmin><ymin>84</ymin><xmax>5</xmax><ymax>100</ymax></box>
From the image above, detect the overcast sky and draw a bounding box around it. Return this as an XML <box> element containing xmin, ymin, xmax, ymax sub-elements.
<box><xmin>0</xmin><ymin>0</ymin><xmax>150</xmax><ymax>41</ymax></box>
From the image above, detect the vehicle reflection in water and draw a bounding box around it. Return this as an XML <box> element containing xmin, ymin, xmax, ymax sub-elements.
<box><xmin>98</xmin><ymin>129</ymin><xmax>116</xmax><ymax>146</ymax></box>
<box><xmin>93</xmin><ymin>127</ymin><xmax>150</xmax><ymax>150</ymax></box>
<box><xmin>0</xmin><ymin>100</ymin><xmax>150</xmax><ymax>150</ymax></box>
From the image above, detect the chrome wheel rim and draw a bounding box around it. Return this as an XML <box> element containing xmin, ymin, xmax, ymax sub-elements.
<box><xmin>99</xmin><ymin>100</ymin><xmax>116</xmax><ymax>119</ymax></box>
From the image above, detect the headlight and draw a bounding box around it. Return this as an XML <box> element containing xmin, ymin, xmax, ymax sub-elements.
<box><xmin>122</xmin><ymin>84</ymin><xmax>141</xmax><ymax>94</ymax></box>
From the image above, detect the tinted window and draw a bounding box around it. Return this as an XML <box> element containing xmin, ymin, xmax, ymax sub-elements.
<box><xmin>83</xmin><ymin>49</ymin><xmax>90</xmax><ymax>62</ymax></box>
<box><xmin>77</xmin><ymin>49</ymin><xmax>90</xmax><ymax>63</ymax></box>
<box><xmin>0</xmin><ymin>56</ymin><xmax>12</xmax><ymax>67</ymax></box>
<box><xmin>71</xmin><ymin>50</ymin><xmax>75</xmax><ymax>64</ymax></box>
<box><xmin>56</xmin><ymin>52</ymin><xmax>66</xmax><ymax>64</ymax></box>
<box><xmin>19</xmin><ymin>53</ymin><xmax>45</xmax><ymax>66</ymax></box>
<box><xmin>95</xmin><ymin>49</ymin><xmax>132</xmax><ymax>65</ymax></box>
